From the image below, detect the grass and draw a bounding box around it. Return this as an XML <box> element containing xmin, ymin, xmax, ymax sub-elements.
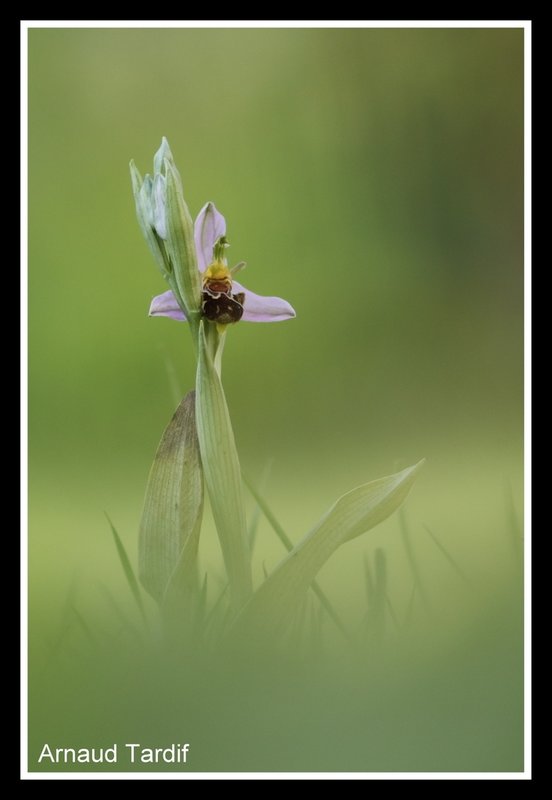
<box><xmin>105</xmin><ymin>513</ymin><xmax>147</xmax><ymax>626</ymax></box>
<box><xmin>29</xmin><ymin>473</ymin><xmax>524</xmax><ymax>774</ymax></box>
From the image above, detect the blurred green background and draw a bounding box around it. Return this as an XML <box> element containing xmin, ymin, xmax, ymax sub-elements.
<box><xmin>28</xmin><ymin>27</ymin><xmax>524</xmax><ymax>773</ymax></box>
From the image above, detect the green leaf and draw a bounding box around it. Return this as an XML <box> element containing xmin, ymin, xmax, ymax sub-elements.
<box><xmin>196</xmin><ymin>322</ymin><xmax>252</xmax><ymax>611</ymax></box>
<box><xmin>231</xmin><ymin>461</ymin><xmax>424</xmax><ymax>642</ymax></box>
<box><xmin>243</xmin><ymin>474</ymin><xmax>351</xmax><ymax>642</ymax></box>
<box><xmin>138</xmin><ymin>391</ymin><xmax>204</xmax><ymax>606</ymax></box>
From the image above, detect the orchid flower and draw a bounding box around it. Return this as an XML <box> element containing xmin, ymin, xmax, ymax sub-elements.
<box><xmin>129</xmin><ymin>138</ymin><xmax>422</xmax><ymax>632</ymax></box>
<box><xmin>130</xmin><ymin>138</ymin><xmax>296</xmax><ymax>612</ymax></box>
<box><xmin>149</xmin><ymin>202</ymin><xmax>295</xmax><ymax>326</ymax></box>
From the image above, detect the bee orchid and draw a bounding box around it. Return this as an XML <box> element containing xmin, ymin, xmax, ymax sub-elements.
<box><xmin>149</xmin><ymin>202</ymin><xmax>296</xmax><ymax>325</ymax></box>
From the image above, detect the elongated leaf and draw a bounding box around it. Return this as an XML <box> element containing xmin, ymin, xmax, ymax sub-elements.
<box><xmin>196</xmin><ymin>322</ymin><xmax>252</xmax><ymax>611</ymax></box>
<box><xmin>244</xmin><ymin>475</ymin><xmax>350</xmax><ymax>642</ymax></box>
<box><xmin>162</xmin><ymin>510</ymin><xmax>204</xmax><ymax>625</ymax></box>
<box><xmin>231</xmin><ymin>461</ymin><xmax>424</xmax><ymax>642</ymax></box>
<box><xmin>138</xmin><ymin>391</ymin><xmax>204</xmax><ymax>605</ymax></box>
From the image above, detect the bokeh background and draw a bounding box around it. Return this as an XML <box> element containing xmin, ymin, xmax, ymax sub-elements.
<box><xmin>28</xmin><ymin>27</ymin><xmax>524</xmax><ymax>773</ymax></box>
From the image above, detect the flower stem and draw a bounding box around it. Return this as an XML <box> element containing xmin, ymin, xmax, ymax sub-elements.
<box><xmin>195</xmin><ymin>322</ymin><xmax>252</xmax><ymax>612</ymax></box>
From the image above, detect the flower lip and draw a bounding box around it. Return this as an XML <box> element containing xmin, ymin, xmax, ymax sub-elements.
<box><xmin>202</xmin><ymin>292</ymin><xmax>245</xmax><ymax>325</ymax></box>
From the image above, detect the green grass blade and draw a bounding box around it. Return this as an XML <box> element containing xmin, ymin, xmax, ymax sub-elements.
<box><xmin>363</xmin><ymin>554</ymin><xmax>375</xmax><ymax>607</ymax></box>
<box><xmin>423</xmin><ymin>524</ymin><xmax>472</xmax><ymax>587</ymax></box>
<box><xmin>105</xmin><ymin>513</ymin><xmax>147</xmax><ymax>625</ymax></box>
<box><xmin>243</xmin><ymin>474</ymin><xmax>294</xmax><ymax>551</ymax></box>
<box><xmin>248</xmin><ymin>461</ymin><xmax>273</xmax><ymax>552</ymax></box>
<box><xmin>399</xmin><ymin>507</ymin><xmax>431</xmax><ymax>615</ymax></box>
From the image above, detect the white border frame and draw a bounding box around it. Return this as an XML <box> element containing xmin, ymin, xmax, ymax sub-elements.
<box><xmin>21</xmin><ymin>19</ymin><xmax>531</xmax><ymax>780</ymax></box>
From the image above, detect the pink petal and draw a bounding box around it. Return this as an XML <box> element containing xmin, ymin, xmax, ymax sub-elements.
<box><xmin>194</xmin><ymin>202</ymin><xmax>226</xmax><ymax>271</ymax></box>
<box><xmin>233</xmin><ymin>281</ymin><xmax>296</xmax><ymax>323</ymax></box>
<box><xmin>149</xmin><ymin>290</ymin><xmax>187</xmax><ymax>321</ymax></box>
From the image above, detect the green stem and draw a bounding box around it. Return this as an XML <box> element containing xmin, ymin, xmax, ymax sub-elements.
<box><xmin>195</xmin><ymin>322</ymin><xmax>252</xmax><ymax>613</ymax></box>
<box><xmin>214</xmin><ymin>329</ymin><xmax>227</xmax><ymax>377</ymax></box>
